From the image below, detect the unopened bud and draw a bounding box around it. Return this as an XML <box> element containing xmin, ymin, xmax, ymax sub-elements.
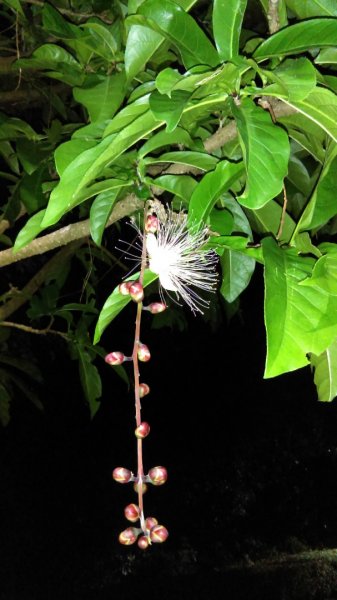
<box><xmin>112</xmin><ymin>467</ymin><xmax>132</xmax><ymax>483</ymax></box>
<box><xmin>133</xmin><ymin>481</ymin><xmax>148</xmax><ymax>494</ymax></box>
<box><xmin>145</xmin><ymin>516</ymin><xmax>158</xmax><ymax>531</ymax></box>
<box><xmin>148</xmin><ymin>466</ymin><xmax>168</xmax><ymax>486</ymax></box>
<box><xmin>145</xmin><ymin>215</ymin><xmax>159</xmax><ymax>233</ymax></box>
<box><xmin>119</xmin><ymin>281</ymin><xmax>132</xmax><ymax>296</ymax></box>
<box><xmin>139</xmin><ymin>383</ymin><xmax>150</xmax><ymax>398</ymax></box>
<box><xmin>105</xmin><ymin>351</ymin><xmax>125</xmax><ymax>366</ymax></box>
<box><xmin>137</xmin><ymin>343</ymin><xmax>151</xmax><ymax>362</ymax></box>
<box><xmin>119</xmin><ymin>527</ymin><xmax>138</xmax><ymax>545</ymax></box>
<box><xmin>124</xmin><ymin>503</ymin><xmax>140</xmax><ymax>522</ymax></box>
<box><xmin>147</xmin><ymin>302</ymin><xmax>167</xmax><ymax>314</ymax></box>
<box><xmin>129</xmin><ymin>281</ymin><xmax>144</xmax><ymax>303</ymax></box>
<box><xmin>150</xmin><ymin>524</ymin><xmax>169</xmax><ymax>543</ymax></box>
<box><xmin>137</xmin><ymin>535</ymin><xmax>150</xmax><ymax>550</ymax></box>
<box><xmin>135</xmin><ymin>421</ymin><xmax>150</xmax><ymax>439</ymax></box>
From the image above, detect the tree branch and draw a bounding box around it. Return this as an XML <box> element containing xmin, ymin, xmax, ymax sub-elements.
<box><xmin>267</xmin><ymin>0</ymin><xmax>280</xmax><ymax>34</ymax></box>
<box><xmin>0</xmin><ymin>100</ymin><xmax>297</xmax><ymax>269</ymax></box>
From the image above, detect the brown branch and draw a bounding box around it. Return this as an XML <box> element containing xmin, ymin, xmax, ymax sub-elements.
<box><xmin>0</xmin><ymin>240</ymin><xmax>83</xmax><ymax>320</ymax></box>
<box><xmin>0</xmin><ymin>100</ymin><xmax>298</xmax><ymax>269</ymax></box>
<box><xmin>267</xmin><ymin>0</ymin><xmax>280</xmax><ymax>35</ymax></box>
<box><xmin>0</xmin><ymin>195</ymin><xmax>144</xmax><ymax>268</ymax></box>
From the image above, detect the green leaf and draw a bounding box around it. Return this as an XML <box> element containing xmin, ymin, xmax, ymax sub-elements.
<box><xmin>297</xmin><ymin>153</ymin><xmax>337</xmax><ymax>232</ymax></box>
<box><xmin>232</xmin><ymin>98</ymin><xmax>290</xmax><ymax>209</ymax></box>
<box><xmin>188</xmin><ymin>160</ymin><xmax>244</xmax><ymax>228</ymax></box>
<box><xmin>209</xmin><ymin>235</ymin><xmax>263</xmax><ymax>262</ymax></box>
<box><xmin>90</xmin><ymin>189</ymin><xmax>120</xmax><ymax>246</ymax></box>
<box><xmin>54</xmin><ymin>139</ymin><xmax>97</xmax><ymax>178</ymax></box>
<box><xmin>285</xmin><ymin>0</ymin><xmax>337</xmax><ymax>18</ymax></box>
<box><xmin>299</xmin><ymin>252</ymin><xmax>337</xmax><ymax>295</ymax></box>
<box><xmin>131</xmin><ymin>0</ymin><xmax>218</xmax><ymax>69</ymax></box>
<box><xmin>42</xmin><ymin>3</ymin><xmax>79</xmax><ymax>38</ymax></box>
<box><xmin>104</xmin><ymin>95</ymin><xmax>150</xmax><ymax>136</ymax></box>
<box><xmin>263</xmin><ymin>237</ymin><xmax>337</xmax><ymax>378</ymax></box>
<box><xmin>73</xmin><ymin>73</ymin><xmax>126</xmax><ymax>123</ymax></box>
<box><xmin>15</xmin><ymin>44</ymin><xmax>83</xmax><ymax>86</ymax></box>
<box><xmin>13</xmin><ymin>209</ymin><xmax>46</xmax><ymax>251</ymax></box>
<box><xmin>220</xmin><ymin>251</ymin><xmax>255</xmax><ymax>303</ymax></box>
<box><xmin>77</xmin><ymin>346</ymin><xmax>102</xmax><ymax>418</ymax></box>
<box><xmin>19</xmin><ymin>166</ymin><xmax>48</xmax><ymax>214</ymax></box>
<box><xmin>94</xmin><ymin>270</ymin><xmax>158</xmax><ymax>343</ymax></box>
<box><xmin>3</xmin><ymin>0</ymin><xmax>25</xmax><ymax>16</ymax></box>
<box><xmin>149</xmin><ymin>90</ymin><xmax>191</xmax><ymax>132</ymax></box>
<box><xmin>80</xmin><ymin>21</ymin><xmax>118</xmax><ymax>60</ymax></box>
<box><xmin>152</xmin><ymin>174</ymin><xmax>198</xmax><ymax>200</ymax></box>
<box><xmin>315</xmin><ymin>47</ymin><xmax>337</xmax><ymax>65</ymax></box>
<box><xmin>138</xmin><ymin>127</ymin><xmax>197</xmax><ymax>158</ymax></box>
<box><xmin>144</xmin><ymin>150</ymin><xmax>218</xmax><ymax>171</ymax></box>
<box><xmin>125</xmin><ymin>25</ymin><xmax>164</xmax><ymax>82</ymax></box>
<box><xmin>246</xmin><ymin>200</ymin><xmax>296</xmax><ymax>242</ymax></box>
<box><xmin>263</xmin><ymin>58</ymin><xmax>317</xmax><ymax>102</ymax></box>
<box><xmin>212</xmin><ymin>0</ymin><xmax>247</xmax><ymax>62</ymax></box>
<box><xmin>280</xmin><ymin>87</ymin><xmax>337</xmax><ymax>142</ymax></box>
<box><xmin>254</xmin><ymin>19</ymin><xmax>337</xmax><ymax>59</ymax></box>
<box><xmin>311</xmin><ymin>338</ymin><xmax>337</xmax><ymax>403</ymax></box>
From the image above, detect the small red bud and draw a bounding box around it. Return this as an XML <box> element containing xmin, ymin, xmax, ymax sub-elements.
<box><xmin>112</xmin><ymin>467</ymin><xmax>132</xmax><ymax>484</ymax></box>
<box><xmin>150</xmin><ymin>524</ymin><xmax>169</xmax><ymax>543</ymax></box>
<box><xmin>119</xmin><ymin>281</ymin><xmax>132</xmax><ymax>296</ymax></box>
<box><xmin>137</xmin><ymin>535</ymin><xmax>150</xmax><ymax>550</ymax></box>
<box><xmin>145</xmin><ymin>215</ymin><xmax>159</xmax><ymax>233</ymax></box>
<box><xmin>133</xmin><ymin>481</ymin><xmax>148</xmax><ymax>494</ymax></box>
<box><xmin>148</xmin><ymin>302</ymin><xmax>167</xmax><ymax>314</ymax></box>
<box><xmin>135</xmin><ymin>421</ymin><xmax>150</xmax><ymax>439</ymax></box>
<box><xmin>124</xmin><ymin>503</ymin><xmax>140</xmax><ymax>522</ymax></box>
<box><xmin>148</xmin><ymin>466</ymin><xmax>168</xmax><ymax>486</ymax></box>
<box><xmin>139</xmin><ymin>383</ymin><xmax>150</xmax><ymax>398</ymax></box>
<box><xmin>129</xmin><ymin>281</ymin><xmax>144</xmax><ymax>303</ymax></box>
<box><xmin>105</xmin><ymin>351</ymin><xmax>125</xmax><ymax>366</ymax></box>
<box><xmin>119</xmin><ymin>527</ymin><xmax>138</xmax><ymax>545</ymax></box>
<box><xmin>145</xmin><ymin>516</ymin><xmax>158</xmax><ymax>530</ymax></box>
<box><xmin>137</xmin><ymin>343</ymin><xmax>151</xmax><ymax>362</ymax></box>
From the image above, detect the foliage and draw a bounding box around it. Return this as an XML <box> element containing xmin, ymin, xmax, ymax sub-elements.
<box><xmin>1</xmin><ymin>0</ymin><xmax>337</xmax><ymax>421</ymax></box>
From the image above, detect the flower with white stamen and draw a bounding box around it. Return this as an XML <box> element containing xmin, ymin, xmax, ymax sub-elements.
<box><xmin>145</xmin><ymin>209</ymin><xmax>218</xmax><ymax>314</ymax></box>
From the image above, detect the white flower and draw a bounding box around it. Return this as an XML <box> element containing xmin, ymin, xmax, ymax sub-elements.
<box><xmin>145</xmin><ymin>209</ymin><xmax>218</xmax><ymax>314</ymax></box>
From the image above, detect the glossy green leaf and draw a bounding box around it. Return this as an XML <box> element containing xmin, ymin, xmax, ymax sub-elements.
<box><xmin>94</xmin><ymin>270</ymin><xmax>158</xmax><ymax>343</ymax></box>
<box><xmin>42</xmin><ymin>3</ymin><xmax>79</xmax><ymax>38</ymax></box>
<box><xmin>73</xmin><ymin>73</ymin><xmax>126</xmax><ymax>123</ymax></box>
<box><xmin>311</xmin><ymin>338</ymin><xmax>337</xmax><ymax>402</ymax></box>
<box><xmin>263</xmin><ymin>237</ymin><xmax>337</xmax><ymax>378</ymax></box>
<box><xmin>149</xmin><ymin>90</ymin><xmax>191</xmax><ymax>132</ymax></box>
<box><xmin>19</xmin><ymin>165</ymin><xmax>48</xmax><ymax>214</ymax></box>
<box><xmin>297</xmin><ymin>154</ymin><xmax>337</xmax><ymax>233</ymax></box>
<box><xmin>54</xmin><ymin>139</ymin><xmax>98</xmax><ymax>178</ymax></box>
<box><xmin>104</xmin><ymin>96</ymin><xmax>150</xmax><ymax>136</ymax></box>
<box><xmin>315</xmin><ymin>47</ymin><xmax>337</xmax><ymax>65</ymax></box>
<box><xmin>300</xmin><ymin>252</ymin><xmax>337</xmax><ymax>295</ymax></box>
<box><xmin>254</xmin><ymin>19</ymin><xmax>337</xmax><ymax>59</ymax></box>
<box><xmin>246</xmin><ymin>200</ymin><xmax>296</xmax><ymax>243</ymax></box>
<box><xmin>263</xmin><ymin>58</ymin><xmax>316</xmax><ymax>102</ymax></box>
<box><xmin>285</xmin><ymin>0</ymin><xmax>337</xmax><ymax>18</ymax></box>
<box><xmin>138</xmin><ymin>127</ymin><xmax>197</xmax><ymax>158</ymax></box>
<box><xmin>13</xmin><ymin>209</ymin><xmax>46</xmax><ymax>251</ymax></box>
<box><xmin>188</xmin><ymin>161</ymin><xmax>244</xmax><ymax>228</ymax></box>
<box><xmin>3</xmin><ymin>0</ymin><xmax>24</xmax><ymax>16</ymax></box>
<box><xmin>131</xmin><ymin>0</ymin><xmax>218</xmax><ymax>69</ymax></box>
<box><xmin>80</xmin><ymin>21</ymin><xmax>117</xmax><ymax>60</ymax></box>
<box><xmin>77</xmin><ymin>346</ymin><xmax>102</xmax><ymax>418</ymax></box>
<box><xmin>43</xmin><ymin>110</ymin><xmax>162</xmax><ymax>227</ymax></box>
<box><xmin>232</xmin><ymin>98</ymin><xmax>290</xmax><ymax>209</ymax></box>
<box><xmin>90</xmin><ymin>189</ymin><xmax>121</xmax><ymax>246</ymax></box>
<box><xmin>220</xmin><ymin>251</ymin><xmax>255</xmax><ymax>303</ymax></box>
<box><xmin>145</xmin><ymin>150</ymin><xmax>218</xmax><ymax>171</ymax></box>
<box><xmin>15</xmin><ymin>44</ymin><xmax>83</xmax><ymax>85</ymax></box>
<box><xmin>212</xmin><ymin>0</ymin><xmax>247</xmax><ymax>62</ymax></box>
<box><xmin>209</xmin><ymin>235</ymin><xmax>263</xmax><ymax>262</ymax></box>
<box><xmin>125</xmin><ymin>25</ymin><xmax>164</xmax><ymax>82</ymax></box>
<box><xmin>152</xmin><ymin>174</ymin><xmax>198</xmax><ymax>200</ymax></box>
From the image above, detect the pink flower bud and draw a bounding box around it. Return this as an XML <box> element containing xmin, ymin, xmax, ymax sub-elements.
<box><xmin>137</xmin><ymin>343</ymin><xmax>151</xmax><ymax>362</ymax></box>
<box><xmin>124</xmin><ymin>503</ymin><xmax>140</xmax><ymax>522</ymax></box>
<box><xmin>133</xmin><ymin>481</ymin><xmax>148</xmax><ymax>494</ymax></box>
<box><xmin>148</xmin><ymin>466</ymin><xmax>168</xmax><ymax>486</ymax></box>
<box><xmin>105</xmin><ymin>351</ymin><xmax>125</xmax><ymax>366</ymax></box>
<box><xmin>119</xmin><ymin>282</ymin><xmax>132</xmax><ymax>296</ymax></box>
<box><xmin>129</xmin><ymin>281</ymin><xmax>144</xmax><ymax>303</ymax></box>
<box><xmin>150</xmin><ymin>524</ymin><xmax>169</xmax><ymax>543</ymax></box>
<box><xmin>112</xmin><ymin>467</ymin><xmax>132</xmax><ymax>484</ymax></box>
<box><xmin>137</xmin><ymin>535</ymin><xmax>150</xmax><ymax>550</ymax></box>
<box><xmin>145</xmin><ymin>516</ymin><xmax>158</xmax><ymax>531</ymax></box>
<box><xmin>139</xmin><ymin>383</ymin><xmax>150</xmax><ymax>398</ymax></box>
<box><xmin>148</xmin><ymin>302</ymin><xmax>167</xmax><ymax>314</ymax></box>
<box><xmin>118</xmin><ymin>527</ymin><xmax>138</xmax><ymax>545</ymax></box>
<box><xmin>135</xmin><ymin>422</ymin><xmax>150</xmax><ymax>439</ymax></box>
<box><xmin>145</xmin><ymin>215</ymin><xmax>159</xmax><ymax>234</ymax></box>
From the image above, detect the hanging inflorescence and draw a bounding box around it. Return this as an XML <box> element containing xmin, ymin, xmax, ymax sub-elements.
<box><xmin>104</xmin><ymin>204</ymin><xmax>218</xmax><ymax>549</ymax></box>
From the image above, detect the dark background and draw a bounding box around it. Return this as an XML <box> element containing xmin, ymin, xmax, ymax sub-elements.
<box><xmin>2</xmin><ymin>264</ymin><xmax>337</xmax><ymax>599</ymax></box>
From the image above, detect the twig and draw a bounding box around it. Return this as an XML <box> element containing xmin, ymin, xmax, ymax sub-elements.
<box><xmin>0</xmin><ymin>320</ymin><xmax>69</xmax><ymax>340</ymax></box>
<box><xmin>267</xmin><ymin>0</ymin><xmax>280</xmax><ymax>35</ymax></box>
<box><xmin>276</xmin><ymin>184</ymin><xmax>288</xmax><ymax>240</ymax></box>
